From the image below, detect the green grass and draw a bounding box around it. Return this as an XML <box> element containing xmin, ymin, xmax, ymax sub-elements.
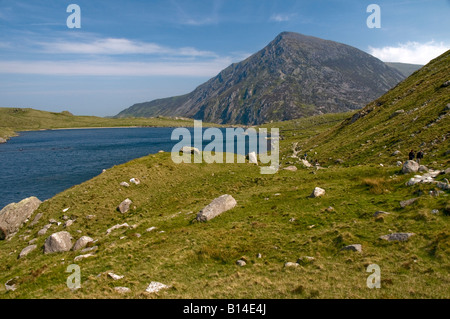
<box><xmin>0</xmin><ymin>149</ymin><xmax>448</xmax><ymax>299</ymax></box>
<box><xmin>0</xmin><ymin>107</ymin><xmax>221</xmax><ymax>140</ymax></box>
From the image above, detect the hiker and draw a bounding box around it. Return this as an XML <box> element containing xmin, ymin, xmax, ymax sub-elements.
<box><xmin>408</xmin><ymin>150</ymin><xmax>415</xmax><ymax>161</ymax></box>
<box><xmin>304</xmin><ymin>153</ymin><xmax>308</xmax><ymax>160</ymax></box>
<box><xmin>416</xmin><ymin>150</ymin><xmax>424</xmax><ymax>164</ymax></box>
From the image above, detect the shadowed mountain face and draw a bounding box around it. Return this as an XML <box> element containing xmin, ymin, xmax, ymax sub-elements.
<box><xmin>116</xmin><ymin>32</ymin><xmax>405</xmax><ymax>125</ymax></box>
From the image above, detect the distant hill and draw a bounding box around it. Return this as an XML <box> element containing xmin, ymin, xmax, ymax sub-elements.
<box><xmin>385</xmin><ymin>62</ymin><xmax>423</xmax><ymax>77</ymax></box>
<box><xmin>116</xmin><ymin>32</ymin><xmax>405</xmax><ymax>125</ymax></box>
<box><xmin>0</xmin><ymin>108</ymin><xmax>205</xmax><ymax>141</ymax></box>
<box><xmin>301</xmin><ymin>50</ymin><xmax>450</xmax><ymax>165</ymax></box>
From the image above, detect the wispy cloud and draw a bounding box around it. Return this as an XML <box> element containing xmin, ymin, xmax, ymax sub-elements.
<box><xmin>369</xmin><ymin>41</ymin><xmax>449</xmax><ymax>64</ymax></box>
<box><xmin>270</xmin><ymin>13</ymin><xmax>295</xmax><ymax>22</ymax></box>
<box><xmin>37</xmin><ymin>37</ymin><xmax>217</xmax><ymax>57</ymax></box>
<box><xmin>0</xmin><ymin>59</ymin><xmax>234</xmax><ymax>77</ymax></box>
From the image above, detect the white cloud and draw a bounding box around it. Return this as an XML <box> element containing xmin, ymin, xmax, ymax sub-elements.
<box><xmin>270</xmin><ymin>14</ymin><xmax>292</xmax><ymax>22</ymax></box>
<box><xmin>0</xmin><ymin>59</ymin><xmax>234</xmax><ymax>77</ymax></box>
<box><xmin>37</xmin><ymin>38</ymin><xmax>217</xmax><ymax>58</ymax></box>
<box><xmin>369</xmin><ymin>41</ymin><xmax>449</xmax><ymax>65</ymax></box>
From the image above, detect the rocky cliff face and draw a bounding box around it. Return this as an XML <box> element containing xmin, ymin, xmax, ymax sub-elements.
<box><xmin>117</xmin><ymin>32</ymin><xmax>405</xmax><ymax>125</ymax></box>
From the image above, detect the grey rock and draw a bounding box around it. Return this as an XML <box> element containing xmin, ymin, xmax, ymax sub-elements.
<box><xmin>145</xmin><ymin>281</ymin><xmax>169</xmax><ymax>294</ymax></box>
<box><xmin>248</xmin><ymin>152</ymin><xmax>258</xmax><ymax>165</ymax></box>
<box><xmin>341</xmin><ymin>244</ymin><xmax>362</xmax><ymax>253</ymax></box>
<box><xmin>5</xmin><ymin>277</ymin><xmax>19</xmax><ymax>291</ymax></box>
<box><xmin>28</xmin><ymin>238</ymin><xmax>37</xmax><ymax>245</ymax></box>
<box><xmin>37</xmin><ymin>224</ymin><xmax>52</xmax><ymax>236</ymax></box>
<box><xmin>120</xmin><ymin>182</ymin><xmax>130</xmax><ymax>188</ymax></box>
<box><xmin>196</xmin><ymin>195</ymin><xmax>237</xmax><ymax>222</ymax></box>
<box><xmin>400</xmin><ymin>198</ymin><xmax>419</xmax><ymax>208</ymax></box>
<box><xmin>283</xmin><ymin>166</ymin><xmax>298</xmax><ymax>172</ymax></box>
<box><xmin>380</xmin><ymin>233</ymin><xmax>415</xmax><ymax>242</ymax></box>
<box><xmin>236</xmin><ymin>260</ymin><xmax>246</xmax><ymax>267</ymax></box>
<box><xmin>0</xmin><ymin>197</ymin><xmax>42</xmax><ymax>240</ymax></box>
<box><xmin>29</xmin><ymin>213</ymin><xmax>43</xmax><ymax>227</ymax></box>
<box><xmin>431</xmin><ymin>209</ymin><xmax>439</xmax><ymax>214</ymax></box>
<box><xmin>396</xmin><ymin>161</ymin><xmax>403</xmax><ymax>167</ymax></box>
<box><xmin>391</xmin><ymin>150</ymin><xmax>401</xmax><ymax>156</ymax></box>
<box><xmin>44</xmin><ymin>231</ymin><xmax>73</xmax><ymax>254</ymax></box>
<box><xmin>130</xmin><ymin>178</ymin><xmax>141</xmax><ymax>185</ymax></box>
<box><xmin>418</xmin><ymin>165</ymin><xmax>429</xmax><ymax>173</ymax></box>
<box><xmin>118</xmin><ymin>198</ymin><xmax>132</xmax><ymax>214</ymax></box>
<box><xmin>284</xmin><ymin>262</ymin><xmax>299</xmax><ymax>268</ymax></box>
<box><xmin>108</xmin><ymin>272</ymin><xmax>124</xmax><ymax>280</ymax></box>
<box><xmin>297</xmin><ymin>256</ymin><xmax>315</xmax><ymax>264</ymax></box>
<box><xmin>72</xmin><ymin>236</ymin><xmax>94</xmax><ymax>251</ymax></box>
<box><xmin>64</xmin><ymin>220</ymin><xmax>74</xmax><ymax>228</ymax></box>
<box><xmin>19</xmin><ymin>245</ymin><xmax>37</xmax><ymax>258</ymax></box>
<box><xmin>402</xmin><ymin>160</ymin><xmax>419</xmax><ymax>174</ymax></box>
<box><xmin>390</xmin><ymin>109</ymin><xmax>404</xmax><ymax>119</ymax></box>
<box><xmin>74</xmin><ymin>253</ymin><xmax>95</xmax><ymax>262</ymax></box>
<box><xmin>81</xmin><ymin>246</ymin><xmax>98</xmax><ymax>253</ymax></box>
<box><xmin>310</xmin><ymin>187</ymin><xmax>325</xmax><ymax>198</ymax></box>
<box><xmin>106</xmin><ymin>223</ymin><xmax>130</xmax><ymax>234</ymax></box>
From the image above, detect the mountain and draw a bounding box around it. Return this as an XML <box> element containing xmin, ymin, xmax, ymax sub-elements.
<box><xmin>116</xmin><ymin>32</ymin><xmax>405</xmax><ymax>125</ymax></box>
<box><xmin>385</xmin><ymin>62</ymin><xmax>423</xmax><ymax>77</ymax></box>
<box><xmin>299</xmin><ymin>50</ymin><xmax>450</xmax><ymax>165</ymax></box>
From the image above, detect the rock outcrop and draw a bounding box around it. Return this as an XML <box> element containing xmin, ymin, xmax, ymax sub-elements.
<box><xmin>0</xmin><ymin>197</ymin><xmax>42</xmax><ymax>240</ymax></box>
<box><xmin>196</xmin><ymin>195</ymin><xmax>237</xmax><ymax>222</ymax></box>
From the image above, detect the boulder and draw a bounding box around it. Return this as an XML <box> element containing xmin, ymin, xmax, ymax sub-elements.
<box><xmin>400</xmin><ymin>198</ymin><xmax>418</xmax><ymax>208</ymax></box>
<box><xmin>180</xmin><ymin>146</ymin><xmax>201</xmax><ymax>155</ymax></box>
<box><xmin>380</xmin><ymin>233</ymin><xmax>415</xmax><ymax>242</ymax></box>
<box><xmin>341</xmin><ymin>244</ymin><xmax>362</xmax><ymax>253</ymax></box>
<box><xmin>402</xmin><ymin>161</ymin><xmax>419</xmax><ymax>174</ymax></box>
<box><xmin>19</xmin><ymin>245</ymin><xmax>37</xmax><ymax>259</ymax></box>
<box><xmin>72</xmin><ymin>236</ymin><xmax>94</xmax><ymax>251</ymax></box>
<box><xmin>44</xmin><ymin>231</ymin><xmax>73</xmax><ymax>254</ymax></box>
<box><xmin>118</xmin><ymin>199</ymin><xmax>132</xmax><ymax>214</ymax></box>
<box><xmin>248</xmin><ymin>152</ymin><xmax>258</xmax><ymax>165</ymax></box>
<box><xmin>0</xmin><ymin>197</ymin><xmax>42</xmax><ymax>240</ymax></box>
<box><xmin>196</xmin><ymin>195</ymin><xmax>237</xmax><ymax>222</ymax></box>
<box><xmin>145</xmin><ymin>282</ymin><xmax>169</xmax><ymax>294</ymax></box>
<box><xmin>310</xmin><ymin>187</ymin><xmax>325</xmax><ymax>198</ymax></box>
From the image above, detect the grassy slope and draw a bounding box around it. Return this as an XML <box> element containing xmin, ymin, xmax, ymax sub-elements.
<box><xmin>0</xmin><ymin>108</ymin><xmax>218</xmax><ymax>140</ymax></box>
<box><xmin>0</xmin><ymin>112</ymin><xmax>448</xmax><ymax>299</ymax></box>
<box><xmin>299</xmin><ymin>50</ymin><xmax>450</xmax><ymax>167</ymax></box>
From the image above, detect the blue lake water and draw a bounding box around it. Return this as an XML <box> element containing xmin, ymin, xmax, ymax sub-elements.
<box><xmin>0</xmin><ymin>127</ymin><xmax>266</xmax><ymax>208</ymax></box>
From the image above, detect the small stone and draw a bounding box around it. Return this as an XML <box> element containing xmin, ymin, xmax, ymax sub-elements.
<box><xmin>49</xmin><ymin>219</ymin><xmax>58</xmax><ymax>224</ymax></box>
<box><xmin>284</xmin><ymin>262</ymin><xmax>299</xmax><ymax>268</ymax></box>
<box><xmin>283</xmin><ymin>166</ymin><xmax>298</xmax><ymax>172</ymax></box>
<box><xmin>120</xmin><ymin>182</ymin><xmax>130</xmax><ymax>188</ymax></box>
<box><xmin>310</xmin><ymin>187</ymin><xmax>325</xmax><ymax>198</ymax></box>
<box><xmin>130</xmin><ymin>178</ymin><xmax>141</xmax><ymax>185</ymax></box>
<box><xmin>106</xmin><ymin>223</ymin><xmax>130</xmax><ymax>235</ymax></box>
<box><xmin>341</xmin><ymin>244</ymin><xmax>362</xmax><ymax>253</ymax></box>
<box><xmin>5</xmin><ymin>277</ymin><xmax>19</xmax><ymax>291</ymax></box>
<box><xmin>30</xmin><ymin>213</ymin><xmax>43</xmax><ymax>227</ymax></box>
<box><xmin>135</xmin><ymin>233</ymin><xmax>142</xmax><ymax>238</ymax></box>
<box><xmin>62</xmin><ymin>208</ymin><xmax>70</xmax><ymax>213</ymax></box>
<box><xmin>118</xmin><ymin>199</ymin><xmax>132</xmax><ymax>214</ymax></box>
<box><xmin>431</xmin><ymin>209</ymin><xmax>439</xmax><ymax>214</ymax></box>
<box><xmin>380</xmin><ymin>233</ymin><xmax>415</xmax><ymax>242</ymax></box>
<box><xmin>81</xmin><ymin>246</ymin><xmax>98</xmax><ymax>253</ymax></box>
<box><xmin>146</xmin><ymin>227</ymin><xmax>157</xmax><ymax>232</ymax></box>
<box><xmin>38</xmin><ymin>224</ymin><xmax>52</xmax><ymax>236</ymax></box>
<box><xmin>64</xmin><ymin>220</ymin><xmax>74</xmax><ymax>228</ymax></box>
<box><xmin>86</xmin><ymin>215</ymin><xmax>96</xmax><ymax>220</ymax></box>
<box><xmin>28</xmin><ymin>238</ymin><xmax>37</xmax><ymax>245</ymax></box>
<box><xmin>248</xmin><ymin>152</ymin><xmax>258</xmax><ymax>165</ymax></box>
<box><xmin>256</xmin><ymin>253</ymin><xmax>262</xmax><ymax>259</ymax></box>
<box><xmin>108</xmin><ymin>273</ymin><xmax>124</xmax><ymax>281</ymax></box>
<box><xmin>19</xmin><ymin>245</ymin><xmax>37</xmax><ymax>258</ymax></box>
<box><xmin>145</xmin><ymin>282</ymin><xmax>169</xmax><ymax>294</ymax></box>
<box><xmin>72</xmin><ymin>236</ymin><xmax>94</xmax><ymax>251</ymax></box>
<box><xmin>74</xmin><ymin>253</ymin><xmax>95</xmax><ymax>262</ymax></box>
<box><xmin>236</xmin><ymin>260</ymin><xmax>246</xmax><ymax>267</ymax></box>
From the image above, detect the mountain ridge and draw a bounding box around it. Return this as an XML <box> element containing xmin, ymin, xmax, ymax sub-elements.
<box><xmin>116</xmin><ymin>32</ymin><xmax>405</xmax><ymax>125</ymax></box>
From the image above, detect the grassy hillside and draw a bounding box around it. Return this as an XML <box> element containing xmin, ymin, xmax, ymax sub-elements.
<box><xmin>0</xmin><ymin>108</ymin><xmax>217</xmax><ymax>141</ymax></box>
<box><xmin>0</xmin><ymin>110</ymin><xmax>448</xmax><ymax>299</ymax></box>
<box><xmin>298</xmin><ymin>50</ymin><xmax>450</xmax><ymax>167</ymax></box>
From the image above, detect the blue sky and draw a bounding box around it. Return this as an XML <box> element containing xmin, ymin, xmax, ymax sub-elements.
<box><xmin>0</xmin><ymin>0</ymin><xmax>449</xmax><ymax>116</ymax></box>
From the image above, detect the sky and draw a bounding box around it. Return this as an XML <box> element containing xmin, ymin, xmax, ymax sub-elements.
<box><xmin>0</xmin><ymin>0</ymin><xmax>449</xmax><ymax>117</ymax></box>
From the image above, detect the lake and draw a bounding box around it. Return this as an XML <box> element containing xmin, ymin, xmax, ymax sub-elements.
<box><xmin>0</xmin><ymin>127</ymin><xmax>266</xmax><ymax>208</ymax></box>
